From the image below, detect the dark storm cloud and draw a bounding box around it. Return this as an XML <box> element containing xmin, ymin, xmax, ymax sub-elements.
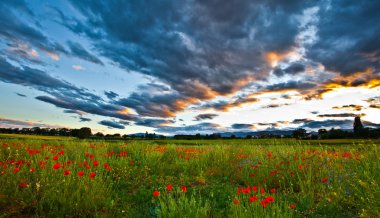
<box><xmin>104</xmin><ymin>91</ymin><xmax>119</xmax><ymax>100</ymax></box>
<box><xmin>266</xmin><ymin>81</ymin><xmax>317</xmax><ymax>92</ymax></box>
<box><xmin>0</xmin><ymin>57</ymin><xmax>136</xmax><ymax>121</ymax></box>
<box><xmin>79</xmin><ymin>117</ymin><xmax>91</xmax><ymax>122</ymax></box>
<box><xmin>59</xmin><ymin>0</ymin><xmax>307</xmax><ymax>117</ymax></box>
<box><xmin>307</xmin><ymin>0</ymin><xmax>380</xmax><ymax>75</ymax></box>
<box><xmin>231</xmin><ymin>123</ymin><xmax>255</xmax><ymax>129</ymax></box>
<box><xmin>0</xmin><ymin>1</ymin><xmax>68</xmax><ymax>56</ymax></box>
<box><xmin>0</xmin><ymin>117</ymin><xmax>64</xmax><ymax>128</ymax></box>
<box><xmin>273</xmin><ymin>62</ymin><xmax>306</xmax><ymax>77</ymax></box>
<box><xmin>317</xmin><ymin>113</ymin><xmax>365</xmax><ymax>118</ymax></box>
<box><xmin>332</xmin><ymin>104</ymin><xmax>363</xmax><ymax>111</ymax></box>
<box><xmin>193</xmin><ymin>113</ymin><xmax>218</xmax><ymax>121</ymax></box>
<box><xmin>292</xmin><ymin>118</ymin><xmax>313</xmax><ymax>124</ymax></box>
<box><xmin>300</xmin><ymin>119</ymin><xmax>380</xmax><ymax>129</ymax></box>
<box><xmin>67</xmin><ymin>41</ymin><xmax>103</xmax><ymax>65</ymax></box>
<box><xmin>198</xmin><ymin>96</ymin><xmax>260</xmax><ymax>112</ymax></box>
<box><xmin>134</xmin><ymin>118</ymin><xmax>174</xmax><ymax>128</ymax></box>
<box><xmin>300</xmin><ymin>119</ymin><xmax>353</xmax><ymax>129</ymax></box>
<box><xmin>15</xmin><ymin>93</ymin><xmax>27</xmax><ymax>97</ymax></box>
<box><xmin>99</xmin><ymin>120</ymin><xmax>125</xmax><ymax>129</ymax></box>
<box><xmin>156</xmin><ymin>122</ymin><xmax>222</xmax><ymax>134</ymax></box>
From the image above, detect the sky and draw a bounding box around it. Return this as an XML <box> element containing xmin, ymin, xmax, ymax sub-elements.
<box><xmin>0</xmin><ymin>0</ymin><xmax>379</xmax><ymax>135</ymax></box>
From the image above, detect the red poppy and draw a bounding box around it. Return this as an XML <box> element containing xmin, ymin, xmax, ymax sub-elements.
<box><xmin>289</xmin><ymin>204</ymin><xmax>296</xmax><ymax>209</ymax></box>
<box><xmin>298</xmin><ymin>164</ymin><xmax>303</xmax><ymax>169</ymax></box>
<box><xmin>53</xmin><ymin>162</ymin><xmax>60</xmax><ymax>170</ymax></box>
<box><xmin>266</xmin><ymin>196</ymin><xmax>274</xmax><ymax>203</ymax></box>
<box><xmin>152</xmin><ymin>190</ymin><xmax>160</xmax><ymax>197</ymax></box>
<box><xmin>106</xmin><ymin>166</ymin><xmax>112</xmax><ymax>171</ymax></box>
<box><xmin>13</xmin><ymin>167</ymin><xmax>20</xmax><ymax>173</ymax></box>
<box><xmin>89</xmin><ymin>172</ymin><xmax>96</xmax><ymax>178</ymax></box>
<box><xmin>103</xmin><ymin>163</ymin><xmax>108</xmax><ymax>168</ymax></box>
<box><xmin>270</xmin><ymin>188</ymin><xmax>276</xmax><ymax>193</ymax></box>
<box><xmin>19</xmin><ymin>182</ymin><xmax>28</xmax><ymax>188</ymax></box>
<box><xmin>322</xmin><ymin>177</ymin><xmax>328</xmax><ymax>183</ymax></box>
<box><xmin>78</xmin><ymin>171</ymin><xmax>85</xmax><ymax>177</ymax></box>
<box><xmin>233</xmin><ymin>199</ymin><xmax>239</xmax><ymax>205</ymax></box>
<box><xmin>64</xmin><ymin>170</ymin><xmax>70</xmax><ymax>175</ymax></box>
<box><xmin>93</xmin><ymin>160</ymin><xmax>99</xmax><ymax>167</ymax></box>
<box><xmin>53</xmin><ymin>155</ymin><xmax>58</xmax><ymax>160</ymax></box>
<box><xmin>260</xmin><ymin>188</ymin><xmax>265</xmax><ymax>194</ymax></box>
<box><xmin>252</xmin><ymin>186</ymin><xmax>258</xmax><ymax>192</ymax></box>
<box><xmin>89</xmin><ymin>154</ymin><xmax>94</xmax><ymax>159</ymax></box>
<box><xmin>181</xmin><ymin>185</ymin><xmax>187</xmax><ymax>193</ymax></box>
<box><xmin>249</xmin><ymin>195</ymin><xmax>258</xmax><ymax>203</ymax></box>
<box><xmin>167</xmin><ymin>184</ymin><xmax>173</xmax><ymax>191</ymax></box>
<box><xmin>30</xmin><ymin>168</ymin><xmax>36</xmax><ymax>173</ymax></box>
<box><xmin>58</xmin><ymin>150</ymin><xmax>64</xmax><ymax>155</ymax></box>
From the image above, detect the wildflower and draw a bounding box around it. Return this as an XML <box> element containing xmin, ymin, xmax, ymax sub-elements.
<box><xmin>181</xmin><ymin>185</ymin><xmax>187</xmax><ymax>193</ymax></box>
<box><xmin>64</xmin><ymin>170</ymin><xmax>70</xmax><ymax>176</ymax></box>
<box><xmin>270</xmin><ymin>188</ymin><xmax>276</xmax><ymax>193</ymax></box>
<box><xmin>260</xmin><ymin>188</ymin><xmax>265</xmax><ymax>194</ymax></box>
<box><xmin>266</xmin><ymin>196</ymin><xmax>274</xmax><ymax>203</ymax></box>
<box><xmin>19</xmin><ymin>182</ymin><xmax>28</xmax><ymax>188</ymax></box>
<box><xmin>167</xmin><ymin>184</ymin><xmax>173</xmax><ymax>191</ymax></box>
<box><xmin>89</xmin><ymin>172</ymin><xmax>96</xmax><ymax>178</ymax></box>
<box><xmin>289</xmin><ymin>204</ymin><xmax>296</xmax><ymax>209</ymax></box>
<box><xmin>13</xmin><ymin>167</ymin><xmax>20</xmax><ymax>173</ymax></box>
<box><xmin>53</xmin><ymin>162</ymin><xmax>60</xmax><ymax>170</ymax></box>
<box><xmin>298</xmin><ymin>164</ymin><xmax>303</xmax><ymax>169</ymax></box>
<box><xmin>78</xmin><ymin>171</ymin><xmax>85</xmax><ymax>177</ymax></box>
<box><xmin>89</xmin><ymin>154</ymin><xmax>94</xmax><ymax>159</ymax></box>
<box><xmin>53</xmin><ymin>155</ymin><xmax>58</xmax><ymax>160</ymax></box>
<box><xmin>30</xmin><ymin>168</ymin><xmax>36</xmax><ymax>173</ymax></box>
<box><xmin>58</xmin><ymin>150</ymin><xmax>64</xmax><ymax>155</ymax></box>
<box><xmin>106</xmin><ymin>166</ymin><xmax>112</xmax><ymax>171</ymax></box>
<box><xmin>233</xmin><ymin>199</ymin><xmax>239</xmax><ymax>205</ymax></box>
<box><xmin>103</xmin><ymin>163</ymin><xmax>108</xmax><ymax>168</ymax></box>
<box><xmin>152</xmin><ymin>190</ymin><xmax>160</xmax><ymax>197</ymax></box>
<box><xmin>249</xmin><ymin>195</ymin><xmax>258</xmax><ymax>203</ymax></box>
<box><xmin>93</xmin><ymin>160</ymin><xmax>99</xmax><ymax>167</ymax></box>
<box><xmin>252</xmin><ymin>186</ymin><xmax>258</xmax><ymax>192</ymax></box>
<box><xmin>322</xmin><ymin>177</ymin><xmax>328</xmax><ymax>183</ymax></box>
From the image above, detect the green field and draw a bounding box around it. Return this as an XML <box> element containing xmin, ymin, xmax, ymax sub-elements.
<box><xmin>0</xmin><ymin>134</ymin><xmax>379</xmax><ymax>217</ymax></box>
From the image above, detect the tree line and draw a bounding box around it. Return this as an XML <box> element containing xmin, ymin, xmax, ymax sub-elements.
<box><xmin>0</xmin><ymin>117</ymin><xmax>379</xmax><ymax>140</ymax></box>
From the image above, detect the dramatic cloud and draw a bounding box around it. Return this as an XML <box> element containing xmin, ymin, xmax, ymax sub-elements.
<box><xmin>98</xmin><ymin>120</ymin><xmax>125</xmax><ymax>129</ymax></box>
<box><xmin>79</xmin><ymin>117</ymin><xmax>91</xmax><ymax>122</ymax></box>
<box><xmin>156</xmin><ymin>122</ymin><xmax>223</xmax><ymax>134</ymax></box>
<box><xmin>67</xmin><ymin>41</ymin><xmax>103</xmax><ymax>65</ymax></box>
<box><xmin>0</xmin><ymin>117</ymin><xmax>64</xmax><ymax>128</ymax></box>
<box><xmin>231</xmin><ymin>123</ymin><xmax>255</xmax><ymax>130</ymax></box>
<box><xmin>15</xmin><ymin>93</ymin><xmax>27</xmax><ymax>97</ymax></box>
<box><xmin>134</xmin><ymin>118</ymin><xmax>174</xmax><ymax>128</ymax></box>
<box><xmin>300</xmin><ymin>119</ymin><xmax>380</xmax><ymax>130</ymax></box>
<box><xmin>193</xmin><ymin>113</ymin><xmax>218</xmax><ymax>121</ymax></box>
<box><xmin>332</xmin><ymin>104</ymin><xmax>363</xmax><ymax>111</ymax></box>
<box><xmin>317</xmin><ymin>113</ymin><xmax>365</xmax><ymax>118</ymax></box>
<box><xmin>0</xmin><ymin>57</ymin><xmax>136</xmax><ymax>121</ymax></box>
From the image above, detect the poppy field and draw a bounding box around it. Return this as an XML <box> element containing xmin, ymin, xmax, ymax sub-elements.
<box><xmin>0</xmin><ymin>137</ymin><xmax>379</xmax><ymax>217</ymax></box>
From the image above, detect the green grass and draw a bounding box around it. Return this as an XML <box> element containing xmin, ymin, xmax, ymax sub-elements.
<box><xmin>0</xmin><ymin>136</ymin><xmax>379</xmax><ymax>217</ymax></box>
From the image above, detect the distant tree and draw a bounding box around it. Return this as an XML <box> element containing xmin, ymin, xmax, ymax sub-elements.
<box><xmin>245</xmin><ymin>135</ymin><xmax>252</xmax><ymax>139</ymax></box>
<box><xmin>292</xmin><ymin>128</ymin><xmax>307</xmax><ymax>139</ymax></box>
<box><xmin>353</xmin><ymin>116</ymin><xmax>364</xmax><ymax>137</ymax></box>
<box><xmin>94</xmin><ymin>132</ymin><xmax>104</xmax><ymax>137</ymax></box>
<box><xmin>230</xmin><ymin>134</ymin><xmax>236</xmax><ymax>139</ymax></box>
<box><xmin>76</xmin><ymin>127</ymin><xmax>92</xmax><ymax>139</ymax></box>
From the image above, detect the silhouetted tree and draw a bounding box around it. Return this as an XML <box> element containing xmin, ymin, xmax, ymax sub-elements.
<box><xmin>292</xmin><ymin>128</ymin><xmax>307</xmax><ymax>139</ymax></box>
<box><xmin>76</xmin><ymin>127</ymin><xmax>92</xmax><ymax>139</ymax></box>
<box><xmin>353</xmin><ymin>116</ymin><xmax>364</xmax><ymax>137</ymax></box>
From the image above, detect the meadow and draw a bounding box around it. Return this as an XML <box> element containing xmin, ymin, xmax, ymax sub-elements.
<box><xmin>0</xmin><ymin>134</ymin><xmax>379</xmax><ymax>217</ymax></box>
